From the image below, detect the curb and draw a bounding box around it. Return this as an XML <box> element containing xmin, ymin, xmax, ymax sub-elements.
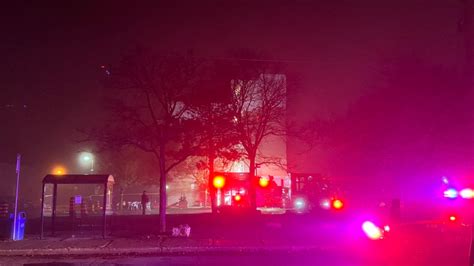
<box><xmin>0</xmin><ymin>245</ymin><xmax>334</xmax><ymax>257</ymax></box>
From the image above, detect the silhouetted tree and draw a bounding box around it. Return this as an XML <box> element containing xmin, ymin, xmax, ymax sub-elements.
<box><xmin>227</xmin><ymin>55</ymin><xmax>288</xmax><ymax>209</ymax></box>
<box><xmin>90</xmin><ymin>48</ymin><xmax>201</xmax><ymax>232</ymax></box>
<box><xmin>188</xmin><ymin>100</ymin><xmax>241</xmax><ymax>213</ymax></box>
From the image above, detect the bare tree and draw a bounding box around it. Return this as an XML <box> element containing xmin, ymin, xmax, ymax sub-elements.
<box><xmin>229</xmin><ymin>61</ymin><xmax>287</xmax><ymax>209</ymax></box>
<box><xmin>90</xmin><ymin>49</ymin><xmax>201</xmax><ymax>232</ymax></box>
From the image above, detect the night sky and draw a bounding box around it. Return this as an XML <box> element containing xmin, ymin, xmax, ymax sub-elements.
<box><xmin>0</xmin><ymin>1</ymin><xmax>471</xmax><ymax>201</ymax></box>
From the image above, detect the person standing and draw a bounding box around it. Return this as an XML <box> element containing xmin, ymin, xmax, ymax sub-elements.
<box><xmin>141</xmin><ymin>191</ymin><xmax>149</xmax><ymax>215</ymax></box>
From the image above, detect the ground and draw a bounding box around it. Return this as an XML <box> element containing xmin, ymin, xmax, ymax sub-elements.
<box><xmin>0</xmin><ymin>212</ymin><xmax>472</xmax><ymax>265</ymax></box>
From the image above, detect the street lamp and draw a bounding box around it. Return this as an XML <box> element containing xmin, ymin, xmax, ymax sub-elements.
<box><xmin>52</xmin><ymin>166</ymin><xmax>66</xmax><ymax>175</ymax></box>
<box><xmin>79</xmin><ymin>152</ymin><xmax>94</xmax><ymax>173</ymax></box>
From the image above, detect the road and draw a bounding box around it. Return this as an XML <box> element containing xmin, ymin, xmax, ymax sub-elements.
<box><xmin>0</xmin><ymin>252</ymin><xmax>396</xmax><ymax>266</ymax></box>
<box><xmin>0</xmin><ymin>247</ymin><xmax>469</xmax><ymax>266</ymax></box>
<box><xmin>2</xmin><ymin>210</ymin><xmax>472</xmax><ymax>265</ymax></box>
<box><xmin>1</xmin><ymin>223</ymin><xmax>471</xmax><ymax>266</ymax></box>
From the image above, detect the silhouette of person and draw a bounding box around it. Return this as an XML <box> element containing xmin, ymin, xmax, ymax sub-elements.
<box><xmin>141</xmin><ymin>191</ymin><xmax>149</xmax><ymax>215</ymax></box>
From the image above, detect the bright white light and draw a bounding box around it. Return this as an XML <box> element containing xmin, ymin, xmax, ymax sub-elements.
<box><xmin>460</xmin><ymin>188</ymin><xmax>474</xmax><ymax>199</ymax></box>
<box><xmin>79</xmin><ymin>152</ymin><xmax>94</xmax><ymax>172</ymax></box>
<box><xmin>320</xmin><ymin>199</ymin><xmax>331</xmax><ymax>209</ymax></box>
<box><xmin>383</xmin><ymin>225</ymin><xmax>390</xmax><ymax>232</ymax></box>
<box><xmin>79</xmin><ymin>152</ymin><xmax>93</xmax><ymax>162</ymax></box>
<box><xmin>443</xmin><ymin>188</ymin><xmax>458</xmax><ymax>199</ymax></box>
<box><xmin>362</xmin><ymin>221</ymin><xmax>383</xmax><ymax>240</ymax></box>
<box><xmin>295</xmin><ymin>198</ymin><xmax>305</xmax><ymax>209</ymax></box>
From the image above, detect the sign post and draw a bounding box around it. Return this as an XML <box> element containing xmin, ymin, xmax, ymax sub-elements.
<box><xmin>12</xmin><ymin>154</ymin><xmax>21</xmax><ymax>240</ymax></box>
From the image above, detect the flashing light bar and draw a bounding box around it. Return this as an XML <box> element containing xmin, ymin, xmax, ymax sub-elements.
<box><xmin>443</xmin><ymin>188</ymin><xmax>458</xmax><ymax>199</ymax></box>
<box><xmin>443</xmin><ymin>187</ymin><xmax>474</xmax><ymax>199</ymax></box>
<box><xmin>460</xmin><ymin>188</ymin><xmax>474</xmax><ymax>199</ymax></box>
<box><xmin>362</xmin><ymin>221</ymin><xmax>383</xmax><ymax>240</ymax></box>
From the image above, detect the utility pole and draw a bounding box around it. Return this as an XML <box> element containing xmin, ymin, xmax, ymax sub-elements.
<box><xmin>12</xmin><ymin>154</ymin><xmax>21</xmax><ymax>240</ymax></box>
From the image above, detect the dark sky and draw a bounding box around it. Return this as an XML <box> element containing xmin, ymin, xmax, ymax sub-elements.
<box><xmin>0</xmin><ymin>1</ymin><xmax>471</xmax><ymax>200</ymax></box>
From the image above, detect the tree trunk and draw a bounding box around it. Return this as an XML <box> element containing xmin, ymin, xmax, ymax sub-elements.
<box><xmin>159</xmin><ymin>143</ymin><xmax>167</xmax><ymax>233</ymax></box>
<box><xmin>208</xmin><ymin>152</ymin><xmax>217</xmax><ymax>213</ymax></box>
<box><xmin>248</xmin><ymin>153</ymin><xmax>257</xmax><ymax>210</ymax></box>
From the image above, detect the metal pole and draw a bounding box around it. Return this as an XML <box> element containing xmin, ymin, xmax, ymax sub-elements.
<box><xmin>40</xmin><ymin>182</ymin><xmax>45</xmax><ymax>239</ymax></box>
<box><xmin>102</xmin><ymin>182</ymin><xmax>107</xmax><ymax>239</ymax></box>
<box><xmin>52</xmin><ymin>184</ymin><xmax>57</xmax><ymax>236</ymax></box>
<box><xmin>120</xmin><ymin>188</ymin><xmax>123</xmax><ymax>211</ymax></box>
<box><xmin>12</xmin><ymin>154</ymin><xmax>21</xmax><ymax>240</ymax></box>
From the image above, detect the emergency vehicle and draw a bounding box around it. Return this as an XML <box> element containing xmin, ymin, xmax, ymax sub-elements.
<box><xmin>210</xmin><ymin>172</ymin><xmax>344</xmax><ymax>213</ymax></box>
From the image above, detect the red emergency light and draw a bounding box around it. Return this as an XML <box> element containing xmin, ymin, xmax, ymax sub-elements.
<box><xmin>259</xmin><ymin>177</ymin><xmax>269</xmax><ymax>188</ymax></box>
<box><xmin>332</xmin><ymin>199</ymin><xmax>344</xmax><ymax>210</ymax></box>
<box><xmin>234</xmin><ymin>194</ymin><xmax>242</xmax><ymax>202</ymax></box>
<box><xmin>213</xmin><ymin>175</ymin><xmax>226</xmax><ymax>189</ymax></box>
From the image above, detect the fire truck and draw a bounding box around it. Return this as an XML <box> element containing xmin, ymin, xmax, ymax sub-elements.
<box><xmin>289</xmin><ymin>173</ymin><xmax>344</xmax><ymax>213</ymax></box>
<box><xmin>210</xmin><ymin>172</ymin><xmax>344</xmax><ymax>213</ymax></box>
<box><xmin>210</xmin><ymin>172</ymin><xmax>397</xmax><ymax>240</ymax></box>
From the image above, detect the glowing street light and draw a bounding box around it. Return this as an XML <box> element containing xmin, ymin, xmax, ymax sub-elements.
<box><xmin>52</xmin><ymin>166</ymin><xmax>66</xmax><ymax>175</ymax></box>
<box><xmin>79</xmin><ymin>152</ymin><xmax>94</xmax><ymax>172</ymax></box>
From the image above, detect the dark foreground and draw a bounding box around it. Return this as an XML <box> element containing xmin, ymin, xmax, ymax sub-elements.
<box><xmin>0</xmin><ymin>245</ymin><xmax>469</xmax><ymax>266</ymax></box>
<box><xmin>0</xmin><ymin>223</ymin><xmax>470</xmax><ymax>265</ymax></box>
<box><xmin>0</xmin><ymin>252</ymin><xmax>377</xmax><ymax>266</ymax></box>
<box><xmin>0</xmin><ymin>212</ymin><xmax>471</xmax><ymax>265</ymax></box>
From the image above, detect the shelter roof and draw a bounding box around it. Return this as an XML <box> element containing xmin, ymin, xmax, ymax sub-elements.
<box><xmin>42</xmin><ymin>174</ymin><xmax>114</xmax><ymax>184</ymax></box>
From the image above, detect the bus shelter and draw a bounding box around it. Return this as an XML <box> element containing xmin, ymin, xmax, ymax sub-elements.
<box><xmin>40</xmin><ymin>174</ymin><xmax>114</xmax><ymax>239</ymax></box>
